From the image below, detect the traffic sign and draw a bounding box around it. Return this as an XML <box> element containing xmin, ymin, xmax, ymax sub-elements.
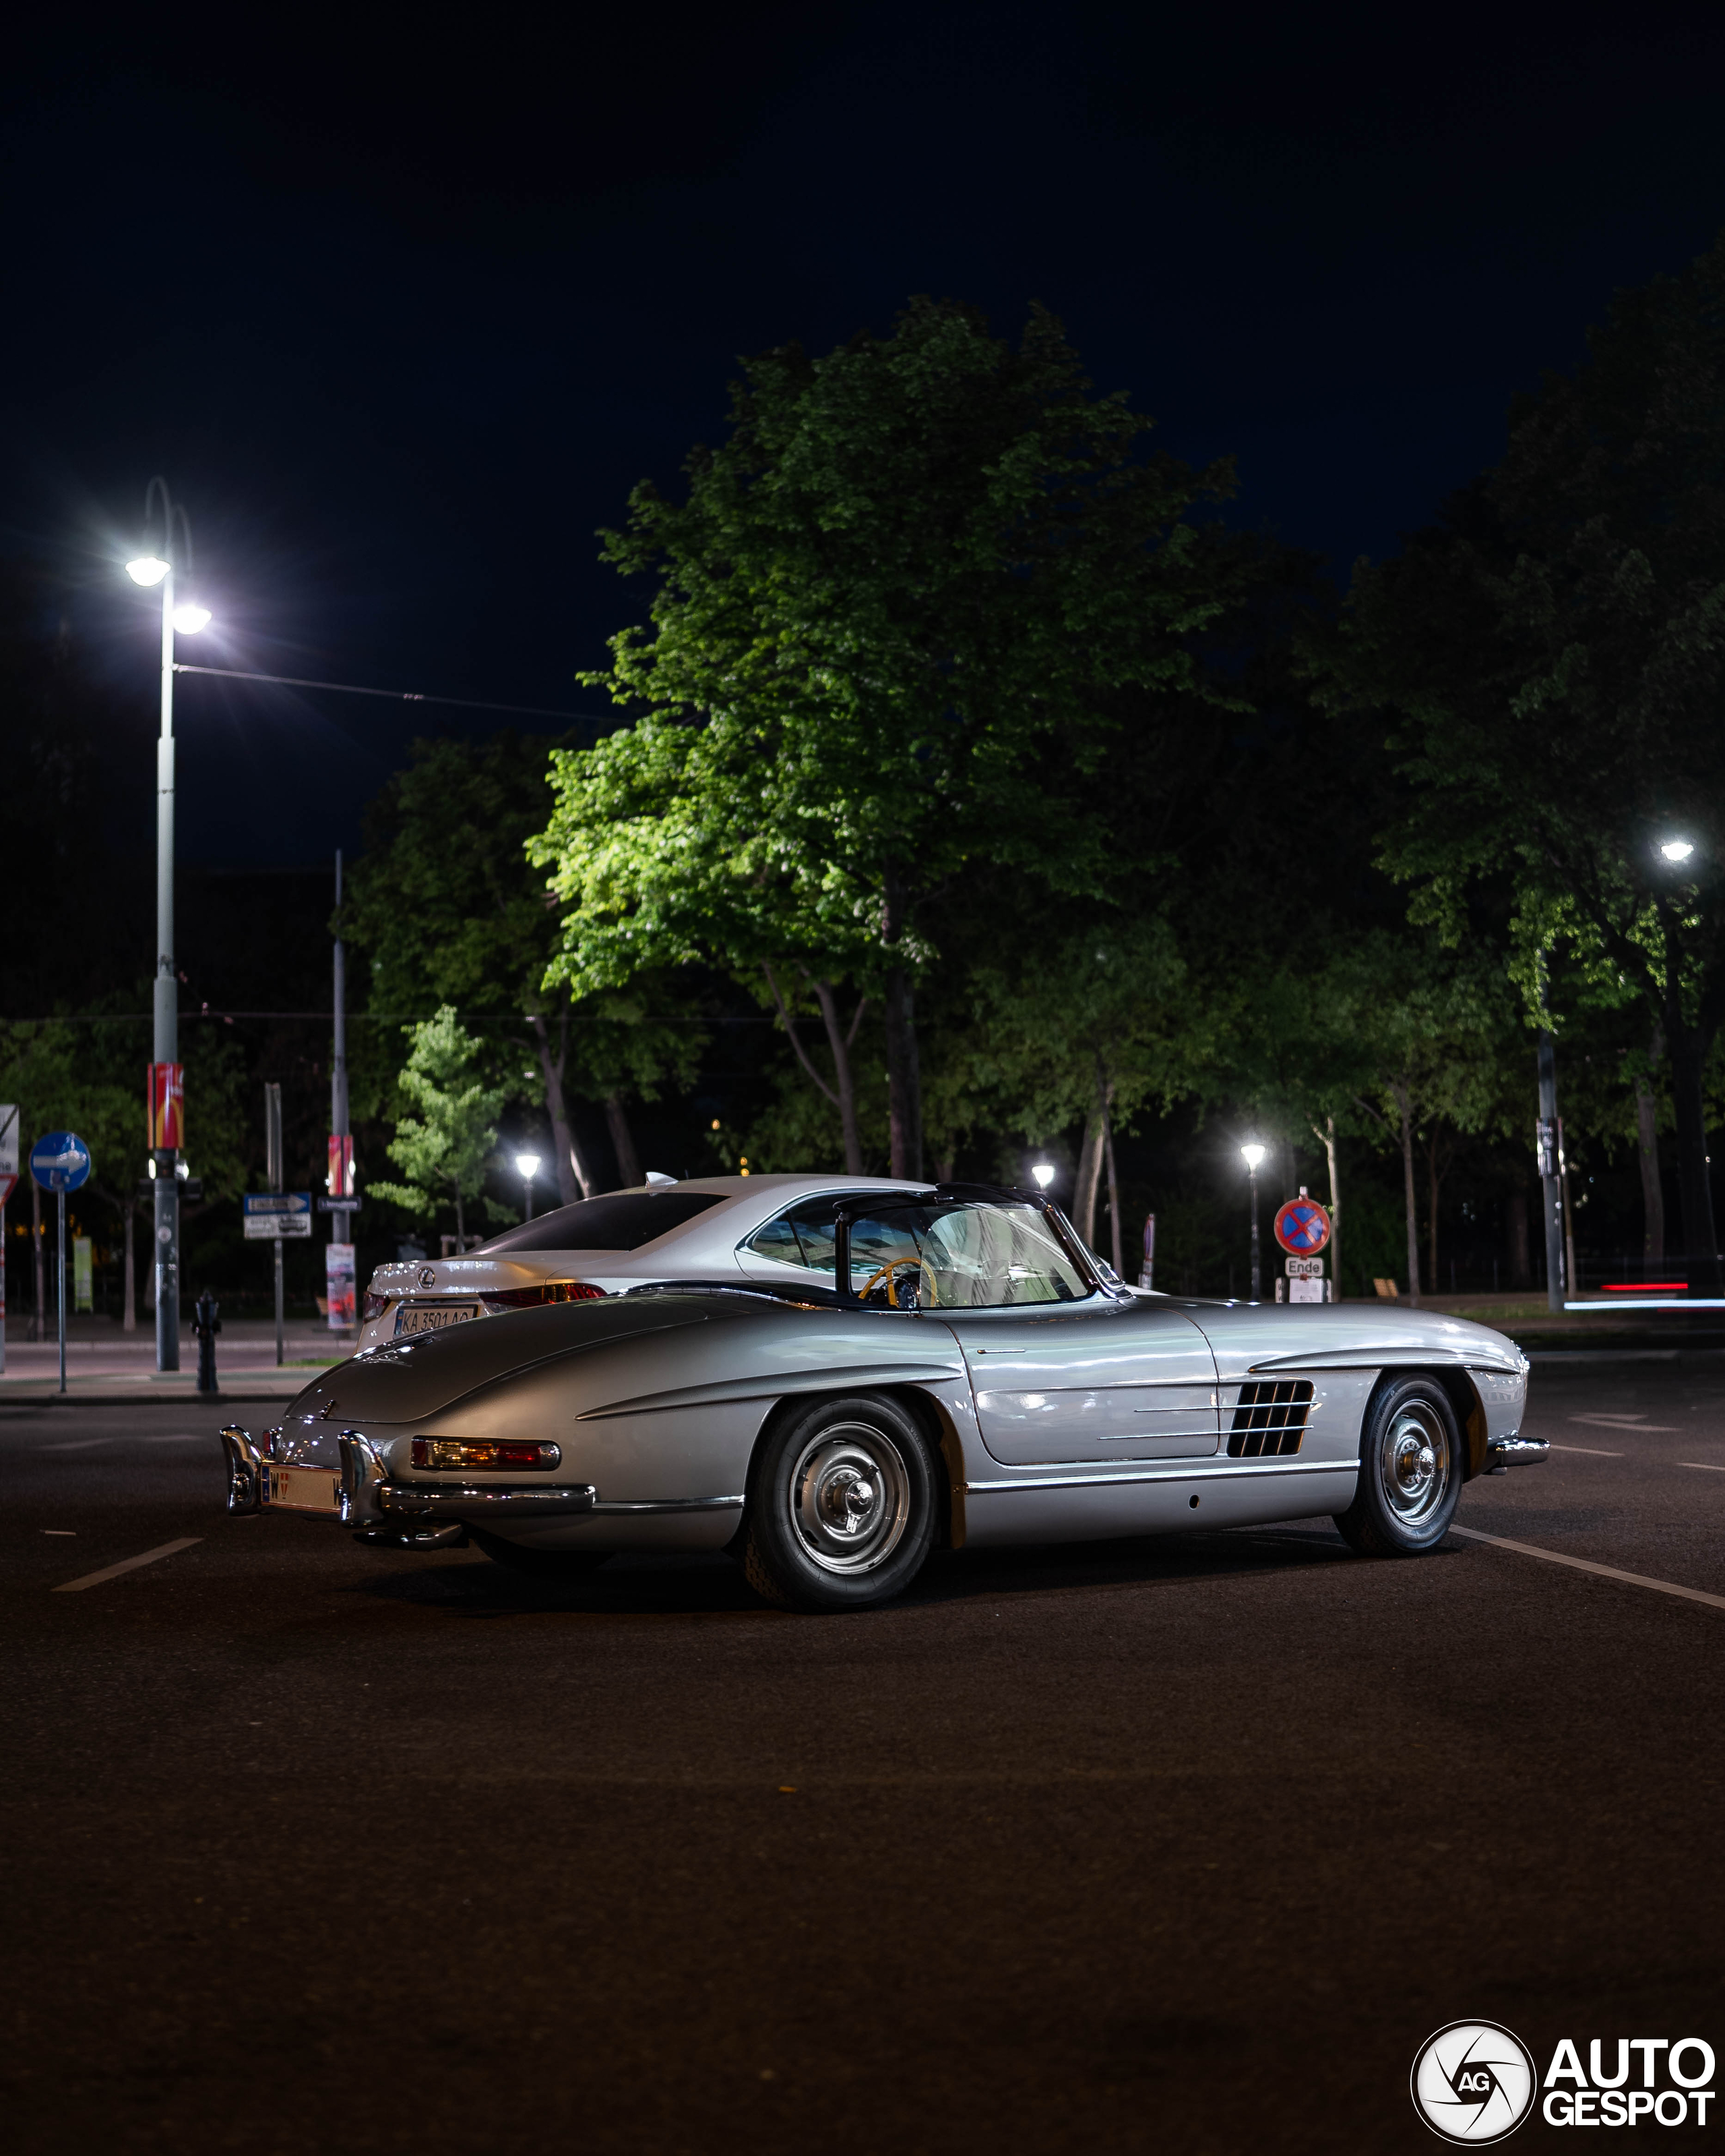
<box><xmin>30</xmin><ymin>1131</ymin><xmax>92</xmax><ymax>1193</ymax></box>
<box><xmin>0</xmin><ymin>1102</ymin><xmax>16</xmax><ymax>1207</ymax></box>
<box><xmin>244</xmin><ymin>1191</ymin><xmax>313</xmax><ymax>1240</ymax></box>
<box><xmin>1273</xmin><ymin>1193</ymin><xmax>1331</xmax><ymax>1256</ymax></box>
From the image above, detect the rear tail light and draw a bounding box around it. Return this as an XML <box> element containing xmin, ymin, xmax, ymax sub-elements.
<box><xmin>261</xmin><ymin>1426</ymin><xmax>283</xmax><ymax>1461</ymax></box>
<box><xmin>361</xmin><ymin>1291</ymin><xmax>391</xmax><ymax>1321</ymax></box>
<box><xmin>483</xmin><ymin>1281</ymin><xmax>607</xmax><ymax>1309</ymax></box>
<box><xmin>410</xmin><ymin>1438</ymin><xmax>562</xmax><ymax>1471</ymax></box>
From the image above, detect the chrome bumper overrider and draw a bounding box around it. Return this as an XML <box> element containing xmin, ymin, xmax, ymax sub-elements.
<box><xmin>220</xmin><ymin>1425</ymin><xmax>263</xmax><ymax>1514</ymax></box>
<box><xmin>1486</xmin><ymin>1434</ymin><xmax>1548</xmax><ymax>1469</ymax></box>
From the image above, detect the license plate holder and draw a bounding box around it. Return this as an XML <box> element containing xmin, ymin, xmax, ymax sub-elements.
<box><xmin>394</xmin><ymin>1302</ymin><xmax>481</xmax><ymax>1337</ymax></box>
<box><xmin>266</xmin><ymin>1465</ymin><xmax>342</xmax><ymax>1515</ymax></box>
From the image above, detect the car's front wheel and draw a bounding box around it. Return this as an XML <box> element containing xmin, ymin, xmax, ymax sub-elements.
<box><xmin>1333</xmin><ymin>1375</ymin><xmax>1462</xmax><ymax>1556</ymax></box>
<box><xmin>742</xmin><ymin>1394</ymin><xmax>941</xmax><ymax>1613</ymax></box>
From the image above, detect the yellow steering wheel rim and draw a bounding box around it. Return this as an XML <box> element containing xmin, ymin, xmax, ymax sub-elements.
<box><xmin>858</xmin><ymin>1258</ymin><xmax>940</xmax><ymax>1308</ymax></box>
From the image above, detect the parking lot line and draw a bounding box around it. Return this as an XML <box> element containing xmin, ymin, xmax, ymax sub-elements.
<box><xmin>1677</xmin><ymin>1461</ymin><xmax>1725</xmax><ymax>1473</ymax></box>
<box><xmin>1547</xmin><ymin>1442</ymin><xmax>1623</xmax><ymax>1456</ymax></box>
<box><xmin>1449</xmin><ymin>1526</ymin><xmax>1725</xmax><ymax>1613</ymax></box>
<box><xmin>52</xmin><ymin>1538</ymin><xmax>202</xmax><ymax>1593</ymax></box>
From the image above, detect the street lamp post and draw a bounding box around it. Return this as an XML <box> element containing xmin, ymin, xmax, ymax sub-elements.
<box><xmin>515</xmin><ymin>1153</ymin><xmax>540</xmax><ymax>1223</ymax></box>
<box><xmin>1241</xmin><ymin>1143</ymin><xmax>1267</xmax><ymax>1300</ymax></box>
<box><xmin>125</xmin><ymin>480</ymin><xmax>212</xmax><ymax>1372</ymax></box>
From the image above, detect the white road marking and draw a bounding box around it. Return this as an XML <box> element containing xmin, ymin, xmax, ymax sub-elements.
<box><xmin>1548</xmin><ymin>1442</ymin><xmax>1623</xmax><ymax>1456</ymax></box>
<box><xmin>1450</xmin><ymin>1527</ymin><xmax>1725</xmax><ymax>1613</ymax></box>
<box><xmin>1677</xmin><ymin>1462</ymin><xmax>1725</xmax><ymax>1473</ymax></box>
<box><xmin>52</xmin><ymin>1537</ymin><xmax>201</xmax><ymax>1593</ymax></box>
<box><xmin>42</xmin><ymin>1530</ymin><xmax>75</xmax><ymax>1536</ymax></box>
<box><xmin>1571</xmin><ymin>1415</ymin><xmax>1680</xmax><ymax>1432</ymax></box>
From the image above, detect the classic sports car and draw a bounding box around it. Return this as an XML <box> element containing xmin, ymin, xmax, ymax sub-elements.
<box><xmin>221</xmin><ymin>1180</ymin><xmax>1545</xmax><ymax>1614</ymax></box>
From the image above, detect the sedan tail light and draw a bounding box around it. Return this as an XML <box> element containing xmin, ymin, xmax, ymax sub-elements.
<box><xmin>410</xmin><ymin>1438</ymin><xmax>563</xmax><ymax>1471</ymax></box>
<box><xmin>483</xmin><ymin>1281</ymin><xmax>607</xmax><ymax>1309</ymax></box>
<box><xmin>360</xmin><ymin>1291</ymin><xmax>391</xmax><ymax>1321</ymax></box>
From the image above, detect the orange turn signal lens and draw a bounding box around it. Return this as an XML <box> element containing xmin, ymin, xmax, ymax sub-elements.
<box><xmin>410</xmin><ymin>1438</ymin><xmax>562</xmax><ymax>1471</ymax></box>
<box><xmin>483</xmin><ymin>1281</ymin><xmax>606</xmax><ymax>1309</ymax></box>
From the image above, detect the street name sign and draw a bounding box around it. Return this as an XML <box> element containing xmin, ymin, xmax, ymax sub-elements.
<box><xmin>244</xmin><ymin>1191</ymin><xmax>313</xmax><ymax>1240</ymax></box>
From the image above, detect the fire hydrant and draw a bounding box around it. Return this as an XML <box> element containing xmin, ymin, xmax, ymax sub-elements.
<box><xmin>193</xmin><ymin>1290</ymin><xmax>222</xmax><ymax>1395</ymax></box>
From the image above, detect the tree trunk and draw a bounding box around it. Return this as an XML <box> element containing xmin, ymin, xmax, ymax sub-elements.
<box><xmin>1507</xmin><ymin>1183</ymin><xmax>1530</xmax><ymax>1287</ymax></box>
<box><xmin>1637</xmin><ymin>1024</ymin><xmax>1665</xmax><ymax>1263</ymax></box>
<box><xmin>123</xmin><ymin>1202</ymin><xmax>136</xmax><ymax>1332</ymax></box>
<box><xmin>1666</xmin><ymin>1020</ymin><xmax>1720</xmax><ymax>1294</ymax></box>
<box><xmin>1392</xmin><ymin>1078</ymin><xmax>1422</xmax><ymax>1305</ymax></box>
<box><xmin>1313</xmin><ymin>1116</ymin><xmax>1340</xmax><ymax>1301</ymax></box>
<box><xmin>881</xmin><ymin>868</ymin><xmax>922</xmax><ymax>1180</ymax></box>
<box><xmin>530</xmin><ymin>1010</ymin><xmax>591</xmax><ymax>1204</ymax></box>
<box><xmin>1073</xmin><ymin>1110</ymin><xmax>1105</xmax><ymax>1250</ymax></box>
<box><xmin>30</xmin><ymin>1173</ymin><xmax>44</xmax><ymax>1342</ymax></box>
<box><xmin>605</xmin><ymin>1093</ymin><xmax>641</xmax><ymax>1188</ymax></box>
<box><xmin>1426</xmin><ymin>1128</ymin><xmax>1441</xmax><ymax>1290</ymax></box>
<box><xmin>808</xmin><ymin>978</ymin><xmax>866</xmax><ymax>1176</ymax></box>
<box><xmin>453</xmin><ymin>1188</ymin><xmax>466</xmax><ymax>1252</ymax></box>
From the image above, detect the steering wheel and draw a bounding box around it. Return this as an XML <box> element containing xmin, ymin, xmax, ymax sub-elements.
<box><xmin>858</xmin><ymin>1257</ymin><xmax>939</xmax><ymax>1309</ymax></box>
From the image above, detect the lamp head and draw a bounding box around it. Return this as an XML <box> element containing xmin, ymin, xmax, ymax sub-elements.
<box><xmin>1241</xmin><ymin>1142</ymin><xmax>1267</xmax><ymax>1171</ymax></box>
<box><xmin>1031</xmin><ymin>1162</ymin><xmax>1055</xmax><ymax>1190</ymax></box>
<box><xmin>1661</xmin><ymin>839</ymin><xmax>1695</xmax><ymax>862</ymax></box>
<box><xmin>514</xmin><ymin>1153</ymin><xmax>540</xmax><ymax>1181</ymax></box>
<box><xmin>170</xmin><ymin>603</ymin><xmax>212</xmax><ymax>634</ymax></box>
<box><xmin>126</xmin><ymin>556</ymin><xmax>170</xmax><ymax>587</ymax></box>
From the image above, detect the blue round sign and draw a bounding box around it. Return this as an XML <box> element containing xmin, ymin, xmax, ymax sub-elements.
<box><xmin>30</xmin><ymin>1131</ymin><xmax>92</xmax><ymax>1193</ymax></box>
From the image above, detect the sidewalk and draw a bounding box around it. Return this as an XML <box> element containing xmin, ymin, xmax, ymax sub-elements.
<box><xmin>0</xmin><ymin>1315</ymin><xmax>350</xmax><ymax>1401</ymax></box>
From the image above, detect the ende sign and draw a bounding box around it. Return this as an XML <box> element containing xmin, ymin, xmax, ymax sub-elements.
<box><xmin>243</xmin><ymin>1192</ymin><xmax>313</xmax><ymax>1240</ymax></box>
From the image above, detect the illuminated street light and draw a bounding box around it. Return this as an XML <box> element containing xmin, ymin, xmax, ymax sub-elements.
<box><xmin>515</xmin><ymin>1151</ymin><xmax>541</xmax><ymax>1222</ymax></box>
<box><xmin>1241</xmin><ymin>1141</ymin><xmax>1267</xmax><ymax>1299</ymax></box>
<box><xmin>170</xmin><ymin>602</ymin><xmax>212</xmax><ymax>634</ymax></box>
<box><xmin>1661</xmin><ymin>839</ymin><xmax>1695</xmax><ymax>862</ymax></box>
<box><xmin>1031</xmin><ymin>1162</ymin><xmax>1055</xmax><ymax>1190</ymax></box>
<box><xmin>125</xmin><ymin>554</ymin><xmax>170</xmax><ymax>586</ymax></box>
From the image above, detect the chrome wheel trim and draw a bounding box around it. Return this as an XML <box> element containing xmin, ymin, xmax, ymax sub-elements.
<box><xmin>789</xmin><ymin>1422</ymin><xmax>912</xmax><ymax>1575</ymax></box>
<box><xmin>1378</xmin><ymin>1399</ymin><xmax>1450</xmax><ymax>1528</ymax></box>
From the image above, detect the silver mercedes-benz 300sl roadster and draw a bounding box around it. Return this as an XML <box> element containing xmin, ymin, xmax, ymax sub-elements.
<box><xmin>220</xmin><ymin>1180</ymin><xmax>1544</xmax><ymax>1613</ymax></box>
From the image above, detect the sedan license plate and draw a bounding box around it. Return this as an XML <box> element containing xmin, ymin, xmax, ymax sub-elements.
<box><xmin>267</xmin><ymin>1466</ymin><xmax>341</xmax><ymax>1515</ymax></box>
<box><xmin>394</xmin><ymin>1302</ymin><xmax>481</xmax><ymax>1337</ymax></box>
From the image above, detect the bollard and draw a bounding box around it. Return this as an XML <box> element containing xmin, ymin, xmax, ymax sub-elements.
<box><xmin>193</xmin><ymin>1289</ymin><xmax>222</xmax><ymax>1395</ymax></box>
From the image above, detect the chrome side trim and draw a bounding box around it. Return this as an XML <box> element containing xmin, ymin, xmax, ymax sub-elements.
<box><xmin>377</xmin><ymin>1481</ymin><xmax>599</xmax><ymax>1518</ymax></box>
<box><xmin>590</xmin><ymin>1494</ymin><xmax>746</xmax><ymax>1515</ymax></box>
<box><xmin>965</xmin><ymin>1456</ymin><xmax>1360</xmax><ymax>1495</ymax></box>
<box><xmin>219</xmin><ymin>1424</ymin><xmax>261</xmax><ymax>1514</ymax></box>
<box><xmin>1486</xmin><ymin>1435</ymin><xmax>1548</xmax><ymax>1467</ymax></box>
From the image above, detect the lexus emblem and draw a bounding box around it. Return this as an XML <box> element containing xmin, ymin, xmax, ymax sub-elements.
<box><xmin>418</xmin><ymin>1267</ymin><xmax>436</xmax><ymax>1290</ymax></box>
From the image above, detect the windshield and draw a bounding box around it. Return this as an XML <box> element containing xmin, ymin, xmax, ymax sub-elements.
<box><xmin>477</xmin><ymin>1191</ymin><xmax>726</xmax><ymax>1255</ymax></box>
<box><xmin>745</xmin><ymin>1196</ymin><xmax>1092</xmax><ymax>1308</ymax></box>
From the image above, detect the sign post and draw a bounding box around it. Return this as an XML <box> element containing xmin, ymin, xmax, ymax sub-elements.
<box><xmin>1272</xmin><ymin>1188</ymin><xmax>1333</xmax><ymax>1304</ymax></box>
<box><xmin>264</xmin><ymin>1083</ymin><xmax>285</xmax><ymax>1366</ymax></box>
<box><xmin>31</xmin><ymin>1133</ymin><xmax>92</xmax><ymax>1395</ymax></box>
<box><xmin>1140</xmin><ymin>1209</ymin><xmax>1156</xmax><ymax>1292</ymax></box>
<box><xmin>0</xmin><ymin>1104</ymin><xmax>17</xmax><ymax>1378</ymax></box>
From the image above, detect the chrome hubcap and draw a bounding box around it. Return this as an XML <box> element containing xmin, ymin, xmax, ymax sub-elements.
<box><xmin>790</xmin><ymin>1424</ymin><xmax>910</xmax><ymax>1575</ymax></box>
<box><xmin>1379</xmin><ymin>1402</ymin><xmax>1449</xmax><ymax>1527</ymax></box>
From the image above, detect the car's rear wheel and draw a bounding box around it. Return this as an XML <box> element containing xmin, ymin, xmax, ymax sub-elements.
<box><xmin>1333</xmin><ymin>1375</ymin><xmax>1462</xmax><ymax>1556</ymax></box>
<box><xmin>468</xmin><ymin>1525</ymin><xmax>610</xmax><ymax>1579</ymax></box>
<box><xmin>742</xmin><ymin>1394</ymin><xmax>940</xmax><ymax>1613</ymax></box>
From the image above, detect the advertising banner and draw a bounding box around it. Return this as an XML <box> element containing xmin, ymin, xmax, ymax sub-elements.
<box><xmin>326</xmin><ymin>1133</ymin><xmax>354</xmax><ymax>1199</ymax></box>
<box><xmin>73</xmin><ymin>1236</ymin><xmax>93</xmax><ymax>1312</ymax></box>
<box><xmin>148</xmin><ymin>1063</ymin><xmax>185</xmax><ymax>1149</ymax></box>
<box><xmin>324</xmin><ymin>1240</ymin><xmax>356</xmax><ymax>1329</ymax></box>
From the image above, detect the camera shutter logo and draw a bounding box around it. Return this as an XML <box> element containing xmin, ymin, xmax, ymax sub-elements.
<box><xmin>1412</xmin><ymin>2022</ymin><xmax>1536</xmax><ymax>2143</ymax></box>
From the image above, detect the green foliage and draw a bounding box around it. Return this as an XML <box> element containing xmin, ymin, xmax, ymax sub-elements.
<box><xmin>369</xmin><ymin>1007</ymin><xmax>513</xmax><ymax>1242</ymax></box>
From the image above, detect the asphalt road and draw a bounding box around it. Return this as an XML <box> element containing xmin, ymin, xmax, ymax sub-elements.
<box><xmin>3</xmin><ymin>1355</ymin><xmax>1722</xmax><ymax>2154</ymax></box>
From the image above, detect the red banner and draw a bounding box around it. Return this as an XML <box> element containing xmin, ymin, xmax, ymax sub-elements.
<box><xmin>327</xmin><ymin>1133</ymin><xmax>354</xmax><ymax>1198</ymax></box>
<box><xmin>148</xmin><ymin>1063</ymin><xmax>184</xmax><ymax>1150</ymax></box>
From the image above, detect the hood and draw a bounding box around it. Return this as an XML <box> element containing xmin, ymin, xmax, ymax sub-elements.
<box><xmin>288</xmin><ymin>1294</ymin><xmax>720</xmax><ymax>1425</ymax></box>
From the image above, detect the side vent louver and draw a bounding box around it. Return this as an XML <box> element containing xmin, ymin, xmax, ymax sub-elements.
<box><xmin>1228</xmin><ymin>1380</ymin><xmax>1314</xmax><ymax>1457</ymax></box>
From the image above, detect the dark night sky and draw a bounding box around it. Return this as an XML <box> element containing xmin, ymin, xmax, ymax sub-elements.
<box><xmin>7</xmin><ymin>3</ymin><xmax>1725</xmax><ymax>864</ymax></box>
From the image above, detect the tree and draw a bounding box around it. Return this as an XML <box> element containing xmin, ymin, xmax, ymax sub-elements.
<box><xmin>369</xmin><ymin>1007</ymin><xmax>511</xmax><ymax>1248</ymax></box>
<box><xmin>534</xmin><ymin>297</ymin><xmax>1237</xmax><ymax>1176</ymax></box>
<box><xmin>1329</xmin><ymin>236</ymin><xmax>1725</xmax><ymax>1290</ymax></box>
<box><xmin>347</xmin><ymin>733</ymin><xmax>701</xmax><ymax>1201</ymax></box>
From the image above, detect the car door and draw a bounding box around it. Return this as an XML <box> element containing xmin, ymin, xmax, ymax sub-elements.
<box><xmin>945</xmin><ymin>1299</ymin><xmax>1220</xmax><ymax>1466</ymax></box>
